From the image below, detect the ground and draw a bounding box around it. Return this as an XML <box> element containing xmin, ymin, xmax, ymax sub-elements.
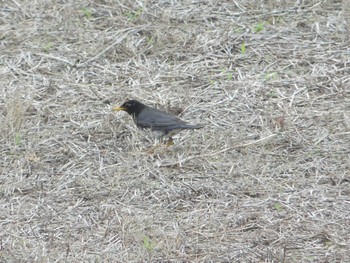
<box><xmin>1</xmin><ymin>0</ymin><xmax>350</xmax><ymax>262</ymax></box>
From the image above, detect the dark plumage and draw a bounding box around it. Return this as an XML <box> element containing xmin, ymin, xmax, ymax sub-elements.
<box><xmin>113</xmin><ymin>99</ymin><xmax>203</xmax><ymax>144</ymax></box>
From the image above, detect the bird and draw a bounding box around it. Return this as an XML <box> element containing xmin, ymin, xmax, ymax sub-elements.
<box><xmin>113</xmin><ymin>99</ymin><xmax>203</xmax><ymax>146</ymax></box>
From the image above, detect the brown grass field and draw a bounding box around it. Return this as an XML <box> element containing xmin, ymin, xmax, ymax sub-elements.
<box><xmin>1</xmin><ymin>0</ymin><xmax>350</xmax><ymax>262</ymax></box>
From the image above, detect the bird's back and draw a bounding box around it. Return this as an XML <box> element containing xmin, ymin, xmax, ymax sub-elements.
<box><xmin>136</xmin><ymin>106</ymin><xmax>201</xmax><ymax>132</ymax></box>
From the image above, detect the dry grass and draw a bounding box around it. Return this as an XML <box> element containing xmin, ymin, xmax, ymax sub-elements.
<box><xmin>1</xmin><ymin>0</ymin><xmax>350</xmax><ymax>262</ymax></box>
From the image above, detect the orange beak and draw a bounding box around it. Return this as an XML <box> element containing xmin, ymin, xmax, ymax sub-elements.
<box><xmin>113</xmin><ymin>106</ymin><xmax>125</xmax><ymax>111</ymax></box>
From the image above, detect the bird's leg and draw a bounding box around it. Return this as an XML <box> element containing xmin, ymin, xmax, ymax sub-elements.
<box><xmin>166</xmin><ymin>137</ymin><xmax>174</xmax><ymax>146</ymax></box>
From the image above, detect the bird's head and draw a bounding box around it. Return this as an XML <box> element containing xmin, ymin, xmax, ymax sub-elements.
<box><xmin>113</xmin><ymin>99</ymin><xmax>146</xmax><ymax>116</ymax></box>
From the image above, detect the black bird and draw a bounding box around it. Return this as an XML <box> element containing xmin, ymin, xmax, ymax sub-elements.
<box><xmin>113</xmin><ymin>99</ymin><xmax>203</xmax><ymax>145</ymax></box>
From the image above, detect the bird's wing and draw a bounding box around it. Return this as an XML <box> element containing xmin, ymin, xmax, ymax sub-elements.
<box><xmin>136</xmin><ymin>107</ymin><xmax>186</xmax><ymax>130</ymax></box>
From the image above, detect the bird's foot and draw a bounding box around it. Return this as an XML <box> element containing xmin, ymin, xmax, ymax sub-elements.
<box><xmin>147</xmin><ymin>138</ymin><xmax>174</xmax><ymax>154</ymax></box>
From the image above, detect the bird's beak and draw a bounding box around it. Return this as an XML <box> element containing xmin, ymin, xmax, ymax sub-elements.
<box><xmin>113</xmin><ymin>106</ymin><xmax>125</xmax><ymax>111</ymax></box>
